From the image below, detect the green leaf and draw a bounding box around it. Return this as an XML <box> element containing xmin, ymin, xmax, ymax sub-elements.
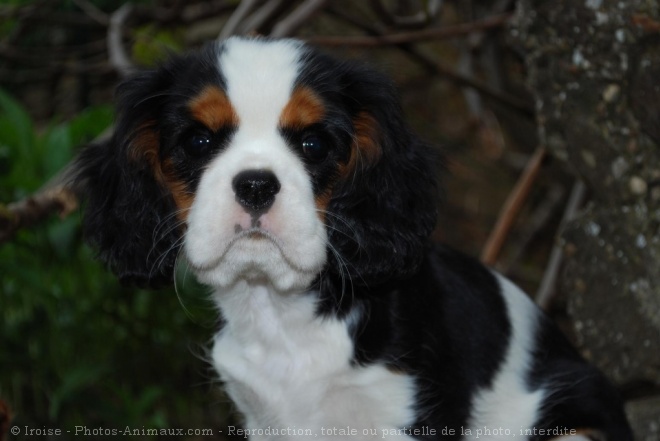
<box><xmin>49</xmin><ymin>365</ymin><xmax>107</xmax><ymax>420</ymax></box>
<box><xmin>68</xmin><ymin>105</ymin><xmax>114</xmax><ymax>146</ymax></box>
<box><xmin>0</xmin><ymin>89</ymin><xmax>34</xmax><ymax>155</ymax></box>
<box><xmin>41</xmin><ymin>124</ymin><xmax>72</xmax><ymax>179</ymax></box>
<box><xmin>47</xmin><ymin>216</ymin><xmax>80</xmax><ymax>259</ymax></box>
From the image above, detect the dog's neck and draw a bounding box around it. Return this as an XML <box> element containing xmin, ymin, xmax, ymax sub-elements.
<box><xmin>209</xmin><ymin>279</ymin><xmax>417</xmax><ymax>434</ymax></box>
<box><xmin>212</xmin><ymin>280</ymin><xmax>335</xmax><ymax>346</ymax></box>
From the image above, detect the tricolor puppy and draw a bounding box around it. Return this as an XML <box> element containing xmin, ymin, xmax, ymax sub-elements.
<box><xmin>76</xmin><ymin>37</ymin><xmax>632</xmax><ymax>440</ymax></box>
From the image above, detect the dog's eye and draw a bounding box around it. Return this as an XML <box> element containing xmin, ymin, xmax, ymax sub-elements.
<box><xmin>184</xmin><ymin>132</ymin><xmax>212</xmax><ymax>157</ymax></box>
<box><xmin>301</xmin><ymin>134</ymin><xmax>328</xmax><ymax>162</ymax></box>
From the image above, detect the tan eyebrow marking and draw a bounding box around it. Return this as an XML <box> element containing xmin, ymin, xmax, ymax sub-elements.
<box><xmin>189</xmin><ymin>85</ymin><xmax>239</xmax><ymax>131</ymax></box>
<box><xmin>279</xmin><ymin>86</ymin><xmax>326</xmax><ymax>129</ymax></box>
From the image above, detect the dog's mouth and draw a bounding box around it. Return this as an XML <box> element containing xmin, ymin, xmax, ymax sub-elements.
<box><xmin>234</xmin><ymin>224</ymin><xmax>269</xmax><ymax>240</ymax></box>
<box><xmin>186</xmin><ymin>224</ymin><xmax>324</xmax><ymax>291</ymax></box>
<box><xmin>186</xmin><ymin>226</ymin><xmax>288</xmax><ymax>272</ymax></box>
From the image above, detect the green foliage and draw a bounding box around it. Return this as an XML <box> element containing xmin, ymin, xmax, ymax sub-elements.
<box><xmin>132</xmin><ymin>26</ymin><xmax>186</xmax><ymax>66</ymax></box>
<box><xmin>0</xmin><ymin>90</ymin><xmax>113</xmax><ymax>200</ymax></box>
<box><xmin>0</xmin><ymin>90</ymin><xmax>227</xmax><ymax>437</ymax></box>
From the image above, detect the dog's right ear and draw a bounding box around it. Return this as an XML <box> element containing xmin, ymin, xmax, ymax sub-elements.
<box><xmin>74</xmin><ymin>68</ymin><xmax>182</xmax><ymax>288</ymax></box>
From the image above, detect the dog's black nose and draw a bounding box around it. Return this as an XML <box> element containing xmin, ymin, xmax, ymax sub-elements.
<box><xmin>232</xmin><ymin>169</ymin><xmax>281</xmax><ymax>215</ymax></box>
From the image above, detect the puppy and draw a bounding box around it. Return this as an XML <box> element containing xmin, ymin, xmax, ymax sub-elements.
<box><xmin>76</xmin><ymin>37</ymin><xmax>632</xmax><ymax>440</ymax></box>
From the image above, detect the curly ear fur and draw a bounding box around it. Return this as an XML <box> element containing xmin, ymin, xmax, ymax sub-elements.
<box><xmin>74</xmin><ymin>68</ymin><xmax>183</xmax><ymax>288</ymax></box>
<box><xmin>325</xmin><ymin>61</ymin><xmax>440</xmax><ymax>286</ymax></box>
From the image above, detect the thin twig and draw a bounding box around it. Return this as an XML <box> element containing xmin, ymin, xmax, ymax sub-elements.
<box><xmin>423</xmin><ymin>57</ymin><xmax>534</xmax><ymax>115</ymax></box>
<box><xmin>458</xmin><ymin>39</ymin><xmax>484</xmax><ymax>119</ymax></box>
<box><xmin>324</xmin><ymin>5</ymin><xmax>439</xmax><ymax>77</ymax></box>
<box><xmin>0</xmin><ymin>62</ymin><xmax>114</xmax><ymax>84</ymax></box>
<box><xmin>323</xmin><ymin>6</ymin><xmax>532</xmax><ymax>115</ymax></box>
<box><xmin>270</xmin><ymin>0</ymin><xmax>329</xmax><ymax>38</ymax></box>
<box><xmin>368</xmin><ymin>0</ymin><xmax>442</xmax><ymax>29</ymax></box>
<box><xmin>72</xmin><ymin>0</ymin><xmax>109</xmax><ymax>26</ymax></box>
<box><xmin>0</xmin><ymin>9</ymin><xmax>104</xmax><ymax>28</ymax></box>
<box><xmin>108</xmin><ymin>3</ymin><xmax>136</xmax><ymax>77</ymax></box>
<box><xmin>218</xmin><ymin>0</ymin><xmax>263</xmax><ymax>39</ymax></box>
<box><xmin>536</xmin><ymin>180</ymin><xmax>587</xmax><ymax>310</ymax></box>
<box><xmin>0</xmin><ymin>39</ymin><xmax>107</xmax><ymax>63</ymax></box>
<box><xmin>128</xmin><ymin>0</ymin><xmax>233</xmax><ymax>25</ymax></box>
<box><xmin>0</xmin><ymin>128</ymin><xmax>110</xmax><ymax>245</ymax></box>
<box><xmin>180</xmin><ymin>1</ymin><xmax>235</xmax><ymax>24</ymax></box>
<box><xmin>501</xmin><ymin>183</ymin><xmax>565</xmax><ymax>272</ymax></box>
<box><xmin>308</xmin><ymin>13</ymin><xmax>511</xmax><ymax>46</ymax></box>
<box><xmin>239</xmin><ymin>0</ymin><xmax>288</xmax><ymax>35</ymax></box>
<box><xmin>481</xmin><ymin>146</ymin><xmax>547</xmax><ymax>266</ymax></box>
<box><xmin>368</xmin><ymin>0</ymin><xmax>395</xmax><ymax>27</ymax></box>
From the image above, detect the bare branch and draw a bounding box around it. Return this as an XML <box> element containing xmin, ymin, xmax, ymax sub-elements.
<box><xmin>0</xmin><ymin>186</ymin><xmax>79</xmax><ymax>245</ymax></box>
<box><xmin>0</xmin><ymin>39</ymin><xmax>106</xmax><ymax>64</ymax></box>
<box><xmin>458</xmin><ymin>41</ymin><xmax>484</xmax><ymax>119</ymax></box>
<box><xmin>219</xmin><ymin>0</ymin><xmax>263</xmax><ymax>39</ymax></box>
<box><xmin>501</xmin><ymin>184</ymin><xmax>565</xmax><ymax>272</ymax></box>
<box><xmin>72</xmin><ymin>0</ymin><xmax>109</xmax><ymax>26</ymax></box>
<box><xmin>421</xmin><ymin>57</ymin><xmax>534</xmax><ymax>115</ymax></box>
<box><xmin>308</xmin><ymin>12</ymin><xmax>511</xmax><ymax>46</ymax></box>
<box><xmin>239</xmin><ymin>0</ymin><xmax>288</xmax><ymax>35</ymax></box>
<box><xmin>0</xmin><ymin>62</ymin><xmax>114</xmax><ymax>84</ymax></box>
<box><xmin>428</xmin><ymin>0</ymin><xmax>443</xmax><ymax>18</ymax></box>
<box><xmin>368</xmin><ymin>0</ymin><xmax>442</xmax><ymax>29</ymax></box>
<box><xmin>481</xmin><ymin>146</ymin><xmax>547</xmax><ymax>266</ymax></box>
<box><xmin>368</xmin><ymin>0</ymin><xmax>395</xmax><ymax>27</ymax></box>
<box><xmin>0</xmin><ymin>7</ymin><xmax>103</xmax><ymax>29</ymax></box>
<box><xmin>108</xmin><ymin>3</ymin><xmax>136</xmax><ymax>78</ymax></box>
<box><xmin>180</xmin><ymin>1</ymin><xmax>235</xmax><ymax>24</ymax></box>
<box><xmin>270</xmin><ymin>0</ymin><xmax>329</xmax><ymax>38</ymax></box>
<box><xmin>536</xmin><ymin>180</ymin><xmax>587</xmax><ymax>310</ymax></box>
<box><xmin>322</xmin><ymin>7</ymin><xmax>530</xmax><ymax>115</ymax></box>
<box><xmin>0</xmin><ymin>125</ymin><xmax>110</xmax><ymax>243</ymax></box>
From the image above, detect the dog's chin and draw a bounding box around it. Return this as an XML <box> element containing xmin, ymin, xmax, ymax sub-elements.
<box><xmin>188</xmin><ymin>233</ymin><xmax>325</xmax><ymax>292</ymax></box>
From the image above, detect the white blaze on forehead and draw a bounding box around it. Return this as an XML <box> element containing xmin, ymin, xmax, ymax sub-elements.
<box><xmin>219</xmin><ymin>37</ymin><xmax>303</xmax><ymax>131</ymax></box>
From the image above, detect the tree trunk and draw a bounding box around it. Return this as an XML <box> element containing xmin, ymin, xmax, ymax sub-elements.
<box><xmin>513</xmin><ymin>1</ymin><xmax>660</xmax><ymax>439</ymax></box>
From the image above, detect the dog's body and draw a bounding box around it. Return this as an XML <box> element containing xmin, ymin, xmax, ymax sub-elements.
<box><xmin>77</xmin><ymin>37</ymin><xmax>632</xmax><ymax>440</ymax></box>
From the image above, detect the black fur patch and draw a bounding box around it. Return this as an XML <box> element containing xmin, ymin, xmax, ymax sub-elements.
<box><xmin>75</xmin><ymin>43</ymin><xmax>228</xmax><ymax>287</ymax></box>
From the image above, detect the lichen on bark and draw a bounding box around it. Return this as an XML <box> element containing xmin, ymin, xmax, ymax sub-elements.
<box><xmin>512</xmin><ymin>0</ymin><xmax>660</xmax><ymax>438</ymax></box>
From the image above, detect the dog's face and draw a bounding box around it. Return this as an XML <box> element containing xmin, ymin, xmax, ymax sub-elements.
<box><xmin>77</xmin><ymin>37</ymin><xmax>438</xmax><ymax>293</ymax></box>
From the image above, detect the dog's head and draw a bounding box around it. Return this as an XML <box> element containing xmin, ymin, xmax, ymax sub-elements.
<box><xmin>77</xmin><ymin>37</ymin><xmax>438</xmax><ymax>292</ymax></box>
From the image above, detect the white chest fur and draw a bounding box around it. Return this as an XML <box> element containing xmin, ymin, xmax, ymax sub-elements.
<box><xmin>211</xmin><ymin>282</ymin><xmax>416</xmax><ymax>440</ymax></box>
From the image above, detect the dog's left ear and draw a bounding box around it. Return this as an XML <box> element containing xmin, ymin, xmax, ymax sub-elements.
<box><xmin>326</xmin><ymin>62</ymin><xmax>440</xmax><ymax>286</ymax></box>
<box><xmin>74</xmin><ymin>67</ymin><xmax>183</xmax><ymax>288</ymax></box>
